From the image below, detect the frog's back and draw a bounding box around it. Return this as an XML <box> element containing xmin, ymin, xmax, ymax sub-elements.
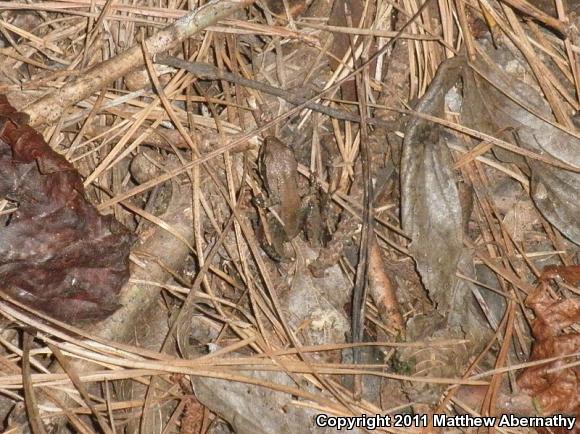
<box><xmin>261</xmin><ymin>136</ymin><xmax>301</xmax><ymax>237</ymax></box>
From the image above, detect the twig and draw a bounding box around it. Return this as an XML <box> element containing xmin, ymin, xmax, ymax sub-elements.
<box><xmin>23</xmin><ymin>0</ymin><xmax>254</xmax><ymax>127</ymax></box>
<box><xmin>22</xmin><ymin>331</ymin><xmax>47</xmax><ymax>434</ymax></box>
<box><xmin>155</xmin><ymin>54</ymin><xmax>396</xmax><ymax>129</ymax></box>
<box><xmin>498</xmin><ymin>0</ymin><xmax>568</xmax><ymax>37</ymax></box>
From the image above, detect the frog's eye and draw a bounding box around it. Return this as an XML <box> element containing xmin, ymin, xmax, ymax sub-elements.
<box><xmin>252</xmin><ymin>195</ymin><xmax>267</xmax><ymax>208</ymax></box>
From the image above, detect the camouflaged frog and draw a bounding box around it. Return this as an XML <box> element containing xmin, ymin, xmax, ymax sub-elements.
<box><xmin>255</xmin><ymin>136</ymin><xmax>323</xmax><ymax>261</ymax></box>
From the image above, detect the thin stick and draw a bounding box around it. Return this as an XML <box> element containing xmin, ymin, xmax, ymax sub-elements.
<box><xmin>22</xmin><ymin>332</ymin><xmax>47</xmax><ymax>434</ymax></box>
<box><xmin>156</xmin><ymin>54</ymin><xmax>396</xmax><ymax>129</ymax></box>
<box><xmin>24</xmin><ymin>0</ymin><xmax>254</xmax><ymax>127</ymax></box>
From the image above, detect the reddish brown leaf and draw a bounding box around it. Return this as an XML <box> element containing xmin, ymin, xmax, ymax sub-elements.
<box><xmin>517</xmin><ymin>269</ymin><xmax>580</xmax><ymax>426</ymax></box>
<box><xmin>0</xmin><ymin>95</ymin><xmax>133</xmax><ymax>322</ymax></box>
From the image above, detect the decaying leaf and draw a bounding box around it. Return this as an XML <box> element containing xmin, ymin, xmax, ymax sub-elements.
<box><xmin>0</xmin><ymin>95</ymin><xmax>134</xmax><ymax>322</ymax></box>
<box><xmin>517</xmin><ymin>267</ymin><xmax>580</xmax><ymax>426</ymax></box>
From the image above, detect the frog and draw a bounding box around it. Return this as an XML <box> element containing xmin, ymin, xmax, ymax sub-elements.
<box><xmin>255</xmin><ymin>136</ymin><xmax>324</xmax><ymax>262</ymax></box>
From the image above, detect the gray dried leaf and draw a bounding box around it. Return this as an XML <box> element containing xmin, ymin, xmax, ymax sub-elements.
<box><xmin>463</xmin><ymin>52</ymin><xmax>580</xmax><ymax>245</ymax></box>
<box><xmin>401</xmin><ymin>60</ymin><xmax>466</xmax><ymax>313</ymax></box>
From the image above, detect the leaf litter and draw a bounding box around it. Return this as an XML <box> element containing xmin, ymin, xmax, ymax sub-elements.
<box><xmin>0</xmin><ymin>0</ymin><xmax>578</xmax><ymax>433</ymax></box>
